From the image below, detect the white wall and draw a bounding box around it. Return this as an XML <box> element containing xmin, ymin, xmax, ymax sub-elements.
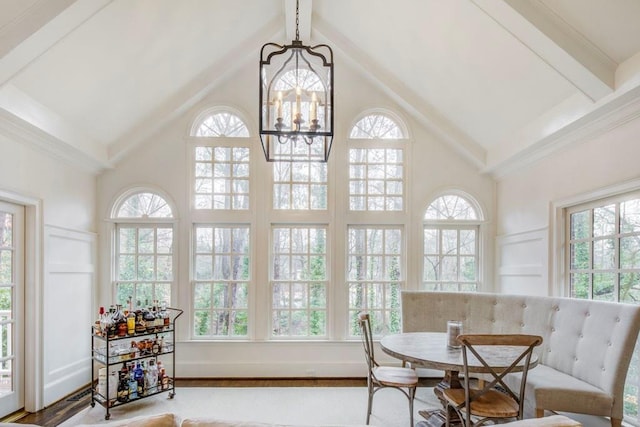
<box><xmin>0</xmin><ymin>132</ymin><xmax>97</xmax><ymax>410</ymax></box>
<box><xmin>97</xmin><ymin>60</ymin><xmax>495</xmax><ymax>377</ymax></box>
<box><xmin>495</xmin><ymin>115</ymin><xmax>640</xmax><ymax>296</ymax></box>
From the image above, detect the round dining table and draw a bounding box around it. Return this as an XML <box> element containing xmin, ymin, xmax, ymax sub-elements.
<box><xmin>380</xmin><ymin>332</ymin><xmax>538</xmax><ymax>427</ymax></box>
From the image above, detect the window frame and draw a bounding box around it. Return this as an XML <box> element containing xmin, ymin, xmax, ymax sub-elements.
<box><xmin>109</xmin><ymin>189</ymin><xmax>178</xmax><ymax>310</ymax></box>
<box><xmin>191</xmin><ymin>223</ymin><xmax>251</xmax><ymax>340</ymax></box>
<box><xmin>268</xmin><ymin>223</ymin><xmax>330</xmax><ymax>339</ymax></box>
<box><xmin>347</xmin><ymin>140</ymin><xmax>407</xmax><ymax>213</ymax></box>
<box><xmin>421</xmin><ymin>193</ymin><xmax>484</xmax><ymax>293</ymax></box>
<box><xmin>555</xmin><ymin>182</ymin><xmax>640</xmax><ymax>425</ymax></box>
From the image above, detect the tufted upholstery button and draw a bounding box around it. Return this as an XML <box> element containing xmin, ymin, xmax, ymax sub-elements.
<box><xmin>493</xmin><ymin>301</ymin><xmax>498</xmax><ymax>306</ymax></box>
<box><xmin>491</xmin><ymin>319</ymin><xmax>496</xmax><ymax>323</ymax></box>
<box><xmin>575</xmin><ymin>357</ymin><xmax>578</xmax><ymax>361</ymax></box>
<box><xmin>616</xmin><ymin>317</ymin><xmax>621</xmax><ymax>322</ymax></box>
<box><xmin>602</xmin><ymin>367</ymin><xmax>606</xmax><ymax>371</ymax></box>
<box><xmin>551</xmin><ymin>328</ymin><xmax>555</xmax><ymax>332</ymax></box>
<box><xmin>521</xmin><ymin>323</ymin><xmax>525</xmax><ymax>327</ymax></box>
<box><xmin>522</xmin><ymin>304</ymin><xmax>527</xmax><ymax>308</ymax></box>
<box><xmin>580</xmin><ymin>334</ymin><xmax>584</xmax><ymax>338</ymax></box>
<box><xmin>586</xmin><ymin>312</ymin><xmax>590</xmax><ymax>317</ymax></box>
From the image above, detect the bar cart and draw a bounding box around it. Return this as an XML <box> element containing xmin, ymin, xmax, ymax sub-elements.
<box><xmin>90</xmin><ymin>306</ymin><xmax>183</xmax><ymax>420</ymax></box>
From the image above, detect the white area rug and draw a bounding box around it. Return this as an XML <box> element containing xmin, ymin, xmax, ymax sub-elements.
<box><xmin>59</xmin><ymin>386</ymin><xmax>442</xmax><ymax>426</ymax></box>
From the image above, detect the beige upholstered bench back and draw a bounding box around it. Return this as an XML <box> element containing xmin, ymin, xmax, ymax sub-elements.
<box><xmin>400</xmin><ymin>291</ymin><xmax>640</xmax><ymax>404</ymax></box>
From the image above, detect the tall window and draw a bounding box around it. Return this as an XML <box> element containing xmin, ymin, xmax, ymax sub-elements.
<box><xmin>191</xmin><ymin>109</ymin><xmax>252</xmax><ymax>339</ymax></box>
<box><xmin>192</xmin><ymin>110</ymin><xmax>250</xmax><ymax>210</ymax></box>
<box><xmin>423</xmin><ymin>194</ymin><xmax>481</xmax><ymax>291</ymax></box>
<box><xmin>347</xmin><ymin>226</ymin><xmax>403</xmax><ymax>336</ymax></box>
<box><xmin>271</xmin><ymin>226</ymin><xmax>328</xmax><ymax>337</ymax></box>
<box><xmin>565</xmin><ymin>192</ymin><xmax>640</xmax><ymax>423</ymax></box>
<box><xmin>193</xmin><ymin>225</ymin><xmax>250</xmax><ymax>338</ymax></box>
<box><xmin>112</xmin><ymin>191</ymin><xmax>175</xmax><ymax>308</ymax></box>
<box><xmin>349</xmin><ymin>113</ymin><xmax>405</xmax><ymax>212</ymax></box>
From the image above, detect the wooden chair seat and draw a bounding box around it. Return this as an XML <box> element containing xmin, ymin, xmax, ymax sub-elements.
<box><xmin>372</xmin><ymin>366</ymin><xmax>418</xmax><ymax>388</ymax></box>
<box><xmin>445</xmin><ymin>334</ymin><xmax>543</xmax><ymax>427</ymax></box>
<box><xmin>443</xmin><ymin>388</ymin><xmax>519</xmax><ymax>418</ymax></box>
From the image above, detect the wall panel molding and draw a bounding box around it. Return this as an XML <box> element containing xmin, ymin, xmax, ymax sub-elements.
<box><xmin>43</xmin><ymin>225</ymin><xmax>96</xmax><ymax>406</ymax></box>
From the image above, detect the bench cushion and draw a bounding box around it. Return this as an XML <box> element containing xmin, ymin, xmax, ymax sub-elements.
<box><xmin>505</xmin><ymin>365</ymin><xmax>613</xmax><ymax>416</ymax></box>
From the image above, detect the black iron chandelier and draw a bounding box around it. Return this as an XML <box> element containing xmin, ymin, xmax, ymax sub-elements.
<box><xmin>259</xmin><ymin>0</ymin><xmax>334</xmax><ymax>162</ymax></box>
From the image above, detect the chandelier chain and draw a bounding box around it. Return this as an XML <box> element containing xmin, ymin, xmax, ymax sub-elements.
<box><xmin>295</xmin><ymin>0</ymin><xmax>300</xmax><ymax>41</ymax></box>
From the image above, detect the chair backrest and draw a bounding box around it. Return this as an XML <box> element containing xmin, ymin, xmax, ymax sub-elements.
<box><xmin>458</xmin><ymin>334</ymin><xmax>543</xmax><ymax>420</ymax></box>
<box><xmin>357</xmin><ymin>312</ymin><xmax>377</xmax><ymax>371</ymax></box>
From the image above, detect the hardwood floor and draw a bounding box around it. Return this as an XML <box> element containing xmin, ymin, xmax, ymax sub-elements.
<box><xmin>5</xmin><ymin>378</ymin><xmax>437</xmax><ymax>426</ymax></box>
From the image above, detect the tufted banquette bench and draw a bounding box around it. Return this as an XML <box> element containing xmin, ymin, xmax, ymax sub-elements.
<box><xmin>400</xmin><ymin>291</ymin><xmax>640</xmax><ymax>427</ymax></box>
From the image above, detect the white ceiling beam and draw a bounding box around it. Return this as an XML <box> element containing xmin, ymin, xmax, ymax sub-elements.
<box><xmin>285</xmin><ymin>0</ymin><xmax>311</xmax><ymax>42</ymax></box>
<box><xmin>0</xmin><ymin>0</ymin><xmax>113</xmax><ymax>86</ymax></box>
<box><xmin>0</xmin><ymin>84</ymin><xmax>110</xmax><ymax>172</ymax></box>
<box><xmin>312</xmin><ymin>14</ymin><xmax>487</xmax><ymax>170</ymax></box>
<box><xmin>0</xmin><ymin>0</ymin><xmax>78</xmax><ymax>60</ymax></box>
<box><xmin>471</xmin><ymin>0</ymin><xmax>615</xmax><ymax>102</ymax></box>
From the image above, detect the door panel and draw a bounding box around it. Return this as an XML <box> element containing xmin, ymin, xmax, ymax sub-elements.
<box><xmin>0</xmin><ymin>201</ymin><xmax>24</xmax><ymax>417</ymax></box>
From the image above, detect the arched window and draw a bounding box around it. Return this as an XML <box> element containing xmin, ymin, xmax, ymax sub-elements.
<box><xmin>350</xmin><ymin>113</ymin><xmax>406</xmax><ymax>139</ymax></box>
<box><xmin>116</xmin><ymin>192</ymin><xmax>173</xmax><ymax>218</ymax></box>
<box><xmin>423</xmin><ymin>193</ymin><xmax>482</xmax><ymax>292</ymax></box>
<box><xmin>191</xmin><ymin>108</ymin><xmax>251</xmax><ymax>210</ymax></box>
<box><xmin>191</xmin><ymin>110</ymin><xmax>250</xmax><ymax>137</ymax></box>
<box><xmin>111</xmin><ymin>190</ymin><xmax>176</xmax><ymax>309</ymax></box>
<box><xmin>348</xmin><ymin>112</ymin><xmax>407</xmax><ymax>211</ymax></box>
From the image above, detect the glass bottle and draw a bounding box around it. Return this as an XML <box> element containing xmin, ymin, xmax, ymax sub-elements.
<box><xmin>117</xmin><ymin>363</ymin><xmax>129</xmax><ymax>403</ymax></box>
<box><xmin>144</xmin><ymin>306</ymin><xmax>156</xmax><ymax>333</ymax></box>
<box><xmin>135</xmin><ymin>309</ymin><xmax>146</xmax><ymax>334</ymax></box>
<box><xmin>161</xmin><ymin>301</ymin><xmax>170</xmax><ymax>329</ymax></box>
<box><xmin>95</xmin><ymin>306</ymin><xmax>105</xmax><ymax>336</ymax></box>
<box><xmin>146</xmin><ymin>359</ymin><xmax>158</xmax><ymax>394</ymax></box>
<box><xmin>133</xmin><ymin>361</ymin><xmax>144</xmax><ymax>396</ymax></box>
<box><xmin>113</xmin><ymin>304</ymin><xmax>127</xmax><ymax>337</ymax></box>
<box><xmin>126</xmin><ymin>310</ymin><xmax>136</xmax><ymax>336</ymax></box>
<box><xmin>106</xmin><ymin>306</ymin><xmax>117</xmax><ymax>338</ymax></box>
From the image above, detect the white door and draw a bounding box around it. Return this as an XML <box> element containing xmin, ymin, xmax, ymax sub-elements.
<box><xmin>0</xmin><ymin>201</ymin><xmax>24</xmax><ymax>417</ymax></box>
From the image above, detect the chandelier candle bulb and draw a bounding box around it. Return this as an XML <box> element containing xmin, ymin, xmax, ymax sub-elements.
<box><xmin>276</xmin><ymin>92</ymin><xmax>283</xmax><ymax>118</ymax></box>
<box><xmin>310</xmin><ymin>93</ymin><xmax>317</xmax><ymax>121</ymax></box>
<box><xmin>447</xmin><ymin>320</ymin><xmax>463</xmax><ymax>349</ymax></box>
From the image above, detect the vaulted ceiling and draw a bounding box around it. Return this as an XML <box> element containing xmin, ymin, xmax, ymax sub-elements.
<box><xmin>1</xmin><ymin>0</ymin><xmax>640</xmax><ymax>176</ymax></box>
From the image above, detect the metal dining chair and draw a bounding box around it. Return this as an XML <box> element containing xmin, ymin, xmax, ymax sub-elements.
<box><xmin>357</xmin><ymin>312</ymin><xmax>418</xmax><ymax>426</ymax></box>
<box><xmin>443</xmin><ymin>334</ymin><xmax>543</xmax><ymax>427</ymax></box>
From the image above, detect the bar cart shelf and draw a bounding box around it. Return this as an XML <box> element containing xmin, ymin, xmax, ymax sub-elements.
<box><xmin>90</xmin><ymin>307</ymin><xmax>183</xmax><ymax>420</ymax></box>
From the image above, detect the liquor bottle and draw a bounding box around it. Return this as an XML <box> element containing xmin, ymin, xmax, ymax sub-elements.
<box><xmin>126</xmin><ymin>296</ymin><xmax>136</xmax><ymax>335</ymax></box>
<box><xmin>153</xmin><ymin>301</ymin><xmax>163</xmax><ymax>331</ymax></box>
<box><xmin>126</xmin><ymin>310</ymin><xmax>136</xmax><ymax>336</ymax></box>
<box><xmin>117</xmin><ymin>363</ymin><xmax>129</xmax><ymax>403</ymax></box>
<box><xmin>144</xmin><ymin>306</ymin><xmax>156</xmax><ymax>333</ymax></box>
<box><xmin>113</xmin><ymin>304</ymin><xmax>127</xmax><ymax>337</ymax></box>
<box><xmin>161</xmin><ymin>301</ymin><xmax>170</xmax><ymax>329</ymax></box>
<box><xmin>146</xmin><ymin>359</ymin><xmax>158</xmax><ymax>394</ymax></box>
<box><xmin>107</xmin><ymin>306</ymin><xmax>117</xmax><ymax>338</ymax></box>
<box><xmin>133</xmin><ymin>361</ymin><xmax>144</xmax><ymax>396</ymax></box>
<box><xmin>94</xmin><ymin>306</ymin><xmax>104</xmax><ymax>336</ymax></box>
<box><xmin>135</xmin><ymin>309</ymin><xmax>146</xmax><ymax>334</ymax></box>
